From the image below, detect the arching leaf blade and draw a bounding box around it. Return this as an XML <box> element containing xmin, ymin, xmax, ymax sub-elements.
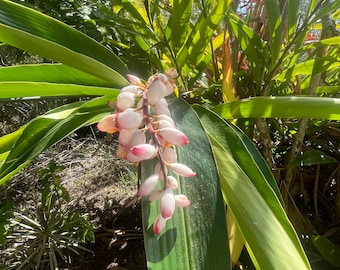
<box><xmin>141</xmin><ymin>97</ymin><xmax>230</xmax><ymax>270</ymax></box>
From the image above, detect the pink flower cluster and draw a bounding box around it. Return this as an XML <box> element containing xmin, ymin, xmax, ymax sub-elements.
<box><xmin>97</xmin><ymin>70</ymin><xmax>195</xmax><ymax>235</ymax></box>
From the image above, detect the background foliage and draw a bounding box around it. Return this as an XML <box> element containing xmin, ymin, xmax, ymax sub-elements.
<box><xmin>1</xmin><ymin>0</ymin><xmax>340</xmax><ymax>269</ymax></box>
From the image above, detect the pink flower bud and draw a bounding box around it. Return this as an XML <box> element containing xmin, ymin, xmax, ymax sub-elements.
<box><xmin>137</xmin><ymin>173</ymin><xmax>160</xmax><ymax>197</ymax></box>
<box><xmin>120</xmin><ymin>85</ymin><xmax>140</xmax><ymax>94</ymax></box>
<box><xmin>153</xmin><ymin>214</ymin><xmax>167</xmax><ymax>235</ymax></box>
<box><xmin>117</xmin><ymin>109</ymin><xmax>143</xmax><ymax>130</ymax></box>
<box><xmin>116</xmin><ymin>144</ymin><xmax>130</xmax><ymax>158</ymax></box>
<box><xmin>156</xmin><ymin>114</ymin><xmax>175</xmax><ymax>127</ymax></box>
<box><xmin>166</xmin><ymin>175</ymin><xmax>178</xmax><ymax>189</ymax></box>
<box><xmin>158</xmin><ymin>127</ymin><xmax>188</xmax><ymax>146</ymax></box>
<box><xmin>147</xmin><ymin>79</ymin><xmax>167</xmax><ymax>105</ymax></box>
<box><xmin>118</xmin><ymin>129</ymin><xmax>137</xmax><ymax>146</ymax></box>
<box><xmin>129</xmin><ymin>144</ymin><xmax>156</xmax><ymax>160</ymax></box>
<box><xmin>166</xmin><ymin>69</ymin><xmax>178</xmax><ymax>79</ymax></box>
<box><xmin>154</xmin><ymin>99</ymin><xmax>171</xmax><ymax>116</ymax></box>
<box><xmin>161</xmin><ymin>188</ymin><xmax>176</xmax><ymax>219</ymax></box>
<box><xmin>157</xmin><ymin>73</ymin><xmax>168</xmax><ymax>83</ymax></box>
<box><xmin>165</xmin><ymin>84</ymin><xmax>174</xmax><ymax>96</ymax></box>
<box><xmin>175</xmin><ymin>195</ymin><xmax>190</xmax><ymax>207</ymax></box>
<box><xmin>169</xmin><ymin>163</ymin><xmax>196</xmax><ymax>177</ymax></box>
<box><xmin>124</xmin><ymin>152</ymin><xmax>143</xmax><ymax>163</ymax></box>
<box><xmin>154</xmin><ymin>163</ymin><xmax>167</xmax><ymax>180</ymax></box>
<box><xmin>97</xmin><ymin>114</ymin><xmax>119</xmax><ymax>133</ymax></box>
<box><xmin>117</xmin><ymin>92</ymin><xmax>135</xmax><ymax>110</ymax></box>
<box><xmin>149</xmin><ymin>189</ymin><xmax>163</xmax><ymax>201</ymax></box>
<box><xmin>162</xmin><ymin>147</ymin><xmax>177</xmax><ymax>163</ymax></box>
<box><xmin>126</xmin><ymin>74</ymin><xmax>142</xmax><ymax>85</ymax></box>
<box><xmin>157</xmin><ymin>119</ymin><xmax>175</xmax><ymax>129</ymax></box>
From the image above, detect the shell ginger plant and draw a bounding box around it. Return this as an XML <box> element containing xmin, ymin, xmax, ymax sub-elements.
<box><xmin>97</xmin><ymin>70</ymin><xmax>195</xmax><ymax>235</ymax></box>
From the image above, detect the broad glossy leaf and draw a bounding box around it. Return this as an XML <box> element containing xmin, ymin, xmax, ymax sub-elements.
<box><xmin>0</xmin><ymin>97</ymin><xmax>114</xmax><ymax>185</ymax></box>
<box><xmin>141</xmin><ymin>97</ymin><xmax>230</xmax><ymax>270</ymax></box>
<box><xmin>0</xmin><ymin>1</ymin><xmax>128</xmax><ymax>87</ymax></box>
<box><xmin>0</xmin><ymin>64</ymin><xmax>115</xmax><ymax>87</ymax></box>
<box><xmin>193</xmin><ymin>105</ymin><xmax>282</xmax><ymax>204</ymax></box>
<box><xmin>213</xmin><ymin>97</ymin><xmax>340</xmax><ymax>120</ymax></box>
<box><xmin>210</xmin><ymin>137</ymin><xmax>311</xmax><ymax>270</ymax></box>
<box><xmin>0</xmin><ymin>82</ymin><xmax>119</xmax><ymax>101</ymax></box>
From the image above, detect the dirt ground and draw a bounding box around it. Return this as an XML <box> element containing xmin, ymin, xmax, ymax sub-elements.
<box><xmin>0</xmin><ymin>131</ymin><xmax>147</xmax><ymax>269</ymax></box>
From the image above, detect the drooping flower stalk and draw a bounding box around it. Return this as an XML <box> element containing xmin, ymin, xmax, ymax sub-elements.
<box><xmin>97</xmin><ymin>70</ymin><xmax>195</xmax><ymax>235</ymax></box>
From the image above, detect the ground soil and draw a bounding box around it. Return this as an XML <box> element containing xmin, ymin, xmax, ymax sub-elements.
<box><xmin>0</xmin><ymin>131</ymin><xmax>147</xmax><ymax>269</ymax></box>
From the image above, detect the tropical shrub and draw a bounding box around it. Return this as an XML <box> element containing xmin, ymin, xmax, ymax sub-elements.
<box><xmin>0</xmin><ymin>0</ymin><xmax>340</xmax><ymax>269</ymax></box>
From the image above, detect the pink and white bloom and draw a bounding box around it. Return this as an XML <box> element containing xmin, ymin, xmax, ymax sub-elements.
<box><xmin>158</xmin><ymin>127</ymin><xmax>189</xmax><ymax>146</ymax></box>
<box><xmin>117</xmin><ymin>109</ymin><xmax>143</xmax><ymax>130</ymax></box>
<box><xmin>120</xmin><ymin>85</ymin><xmax>140</xmax><ymax>94</ymax></box>
<box><xmin>126</xmin><ymin>74</ymin><xmax>142</xmax><ymax>85</ymax></box>
<box><xmin>175</xmin><ymin>195</ymin><xmax>190</xmax><ymax>207</ymax></box>
<box><xmin>129</xmin><ymin>144</ymin><xmax>156</xmax><ymax>160</ymax></box>
<box><xmin>169</xmin><ymin>163</ymin><xmax>196</xmax><ymax>177</ymax></box>
<box><xmin>166</xmin><ymin>175</ymin><xmax>178</xmax><ymax>189</ymax></box>
<box><xmin>97</xmin><ymin>114</ymin><xmax>119</xmax><ymax>133</ymax></box>
<box><xmin>161</xmin><ymin>188</ymin><xmax>176</xmax><ymax>219</ymax></box>
<box><xmin>153</xmin><ymin>214</ymin><xmax>167</xmax><ymax>235</ymax></box>
<box><xmin>116</xmin><ymin>92</ymin><xmax>136</xmax><ymax>110</ymax></box>
<box><xmin>137</xmin><ymin>173</ymin><xmax>160</xmax><ymax>197</ymax></box>
<box><xmin>154</xmin><ymin>99</ymin><xmax>171</xmax><ymax>116</ymax></box>
<box><xmin>162</xmin><ymin>147</ymin><xmax>177</xmax><ymax>163</ymax></box>
<box><xmin>147</xmin><ymin>79</ymin><xmax>167</xmax><ymax>105</ymax></box>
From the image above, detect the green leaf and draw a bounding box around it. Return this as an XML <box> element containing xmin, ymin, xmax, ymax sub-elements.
<box><xmin>226</xmin><ymin>12</ymin><xmax>270</xmax><ymax>88</ymax></box>
<box><xmin>0</xmin><ymin>97</ymin><xmax>114</xmax><ymax>185</ymax></box>
<box><xmin>0</xmin><ymin>1</ymin><xmax>128</xmax><ymax>87</ymax></box>
<box><xmin>213</xmin><ymin>97</ymin><xmax>340</xmax><ymax>120</ymax></box>
<box><xmin>178</xmin><ymin>0</ymin><xmax>231</xmax><ymax>78</ymax></box>
<box><xmin>0</xmin><ymin>82</ymin><xmax>119</xmax><ymax>101</ymax></box>
<box><xmin>291</xmin><ymin>150</ymin><xmax>338</xmax><ymax>167</ymax></box>
<box><xmin>170</xmin><ymin>0</ymin><xmax>192</xmax><ymax>54</ymax></box>
<box><xmin>209</xmin><ymin>136</ymin><xmax>311</xmax><ymax>269</ymax></box>
<box><xmin>0</xmin><ymin>64</ymin><xmax>116</xmax><ymax>87</ymax></box>
<box><xmin>264</xmin><ymin>0</ymin><xmax>282</xmax><ymax>64</ymax></box>
<box><xmin>141</xmin><ymin>97</ymin><xmax>230</xmax><ymax>270</ymax></box>
<box><xmin>287</xmin><ymin>0</ymin><xmax>300</xmax><ymax>40</ymax></box>
<box><xmin>312</xmin><ymin>235</ymin><xmax>340</xmax><ymax>267</ymax></box>
<box><xmin>275</xmin><ymin>56</ymin><xmax>340</xmax><ymax>81</ymax></box>
<box><xmin>193</xmin><ymin>105</ymin><xmax>283</xmax><ymax>205</ymax></box>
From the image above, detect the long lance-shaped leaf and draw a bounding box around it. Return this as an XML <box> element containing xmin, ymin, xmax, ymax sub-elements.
<box><xmin>0</xmin><ymin>64</ymin><xmax>116</xmax><ymax>87</ymax></box>
<box><xmin>141</xmin><ymin>97</ymin><xmax>230</xmax><ymax>270</ymax></box>
<box><xmin>0</xmin><ymin>82</ymin><xmax>119</xmax><ymax>101</ymax></box>
<box><xmin>210</xmin><ymin>136</ymin><xmax>311</xmax><ymax>269</ymax></box>
<box><xmin>226</xmin><ymin>12</ymin><xmax>270</xmax><ymax>88</ymax></box>
<box><xmin>213</xmin><ymin>97</ymin><xmax>340</xmax><ymax>120</ymax></box>
<box><xmin>0</xmin><ymin>96</ymin><xmax>115</xmax><ymax>185</ymax></box>
<box><xmin>195</xmin><ymin>106</ymin><xmax>311</xmax><ymax>269</ymax></box>
<box><xmin>169</xmin><ymin>0</ymin><xmax>192</xmax><ymax>54</ymax></box>
<box><xmin>0</xmin><ymin>1</ymin><xmax>128</xmax><ymax>87</ymax></box>
<box><xmin>193</xmin><ymin>105</ymin><xmax>282</xmax><ymax>205</ymax></box>
<box><xmin>264</xmin><ymin>0</ymin><xmax>282</xmax><ymax>66</ymax></box>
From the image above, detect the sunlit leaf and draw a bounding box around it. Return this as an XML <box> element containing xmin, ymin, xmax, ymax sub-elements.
<box><xmin>0</xmin><ymin>1</ymin><xmax>128</xmax><ymax>87</ymax></box>
<box><xmin>213</xmin><ymin>97</ymin><xmax>340</xmax><ymax>120</ymax></box>
<box><xmin>141</xmin><ymin>97</ymin><xmax>230</xmax><ymax>270</ymax></box>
